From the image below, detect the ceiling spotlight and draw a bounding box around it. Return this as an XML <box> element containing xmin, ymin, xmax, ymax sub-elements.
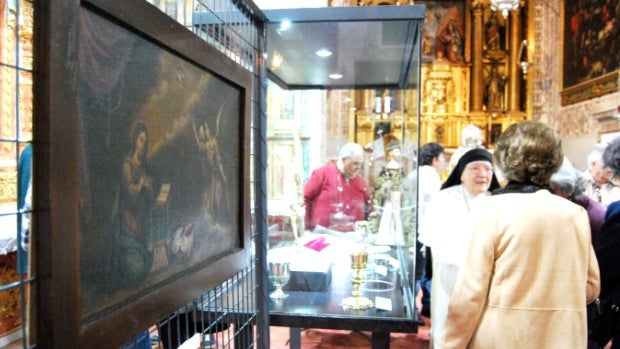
<box><xmin>315</xmin><ymin>49</ymin><xmax>333</xmax><ymax>58</ymax></box>
<box><xmin>328</xmin><ymin>73</ymin><xmax>343</xmax><ymax>80</ymax></box>
<box><xmin>278</xmin><ymin>20</ymin><xmax>291</xmax><ymax>32</ymax></box>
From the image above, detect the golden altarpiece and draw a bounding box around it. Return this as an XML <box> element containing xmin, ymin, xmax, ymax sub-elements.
<box><xmin>349</xmin><ymin>0</ymin><xmax>528</xmax><ymax>150</ymax></box>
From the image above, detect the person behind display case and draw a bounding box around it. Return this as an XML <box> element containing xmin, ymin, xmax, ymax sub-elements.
<box><xmin>407</xmin><ymin>142</ymin><xmax>447</xmax><ymax>319</ymax></box>
<box><xmin>303</xmin><ymin>142</ymin><xmax>371</xmax><ymax>233</ymax></box>
<box><xmin>439</xmin><ymin>120</ymin><xmax>600</xmax><ymax>349</ymax></box>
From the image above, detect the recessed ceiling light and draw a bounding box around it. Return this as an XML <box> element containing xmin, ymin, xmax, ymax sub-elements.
<box><xmin>328</xmin><ymin>73</ymin><xmax>343</xmax><ymax>80</ymax></box>
<box><xmin>315</xmin><ymin>49</ymin><xmax>332</xmax><ymax>57</ymax></box>
<box><xmin>278</xmin><ymin>20</ymin><xmax>291</xmax><ymax>32</ymax></box>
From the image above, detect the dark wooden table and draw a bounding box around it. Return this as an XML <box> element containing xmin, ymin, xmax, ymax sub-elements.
<box><xmin>194</xmin><ymin>245</ymin><xmax>419</xmax><ymax>349</ymax></box>
<box><xmin>271</xmin><ymin>244</ymin><xmax>418</xmax><ymax>349</ymax></box>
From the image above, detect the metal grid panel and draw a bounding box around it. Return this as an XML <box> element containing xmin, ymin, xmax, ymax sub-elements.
<box><xmin>0</xmin><ymin>0</ymin><xmax>34</xmax><ymax>348</ymax></box>
<box><xmin>144</xmin><ymin>1</ymin><xmax>266</xmax><ymax>349</ymax></box>
<box><xmin>154</xmin><ymin>267</ymin><xmax>260</xmax><ymax>349</ymax></box>
<box><xmin>2</xmin><ymin>0</ymin><xmax>266</xmax><ymax>347</ymax></box>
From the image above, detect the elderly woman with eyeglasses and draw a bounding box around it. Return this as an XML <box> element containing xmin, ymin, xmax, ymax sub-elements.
<box><xmin>418</xmin><ymin>147</ymin><xmax>500</xmax><ymax>348</ymax></box>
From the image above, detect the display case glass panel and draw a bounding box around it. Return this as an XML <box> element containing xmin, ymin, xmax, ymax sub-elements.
<box><xmin>263</xmin><ymin>4</ymin><xmax>425</xmax><ymax>337</ymax></box>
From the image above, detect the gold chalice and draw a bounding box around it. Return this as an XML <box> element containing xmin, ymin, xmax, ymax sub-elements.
<box><xmin>340</xmin><ymin>250</ymin><xmax>374</xmax><ymax>310</ymax></box>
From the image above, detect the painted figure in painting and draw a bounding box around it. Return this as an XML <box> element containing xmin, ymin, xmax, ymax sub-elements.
<box><xmin>422</xmin><ymin>10</ymin><xmax>439</xmax><ymax>57</ymax></box>
<box><xmin>194</xmin><ymin>115</ymin><xmax>230</xmax><ymax>227</ymax></box>
<box><xmin>434</xmin><ymin>3</ymin><xmax>464</xmax><ymax>64</ymax></box>
<box><xmin>565</xmin><ymin>0</ymin><xmax>620</xmax><ymax>87</ymax></box>
<box><xmin>108</xmin><ymin>121</ymin><xmax>155</xmax><ymax>289</ymax></box>
<box><xmin>437</xmin><ymin>20</ymin><xmax>464</xmax><ymax>64</ymax></box>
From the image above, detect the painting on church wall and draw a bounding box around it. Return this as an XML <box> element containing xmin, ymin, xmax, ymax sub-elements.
<box><xmin>561</xmin><ymin>0</ymin><xmax>620</xmax><ymax>105</ymax></box>
<box><xmin>268</xmin><ymin>142</ymin><xmax>295</xmax><ymax>200</ymax></box>
<box><xmin>47</xmin><ymin>2</ymin><xmax>253</xmax><ymax>346</ymax></box>
<box><xmin>417</xmin><ymin>1</ymin><xmax>465</xmax><ymax>64</ymax></box>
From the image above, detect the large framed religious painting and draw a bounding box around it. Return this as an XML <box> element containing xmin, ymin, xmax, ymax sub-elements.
<box><xmin>416</xmin><ymin>1</ymin><xmax>466</xmax><ymax>65</ymax></box>
<box><xmin>561</xmin><ymin>0</ymin><xmax>619</xmax><ymax>105</ymax></box>
<box><xmin>35</xmin><ymin>0</ymin><xmax>252</xmax><ymax>347</ymax></box>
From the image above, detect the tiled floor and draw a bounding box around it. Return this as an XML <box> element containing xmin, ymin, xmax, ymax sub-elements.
<box><xmin>269</xmin><ymin>324</ymin><xmax>430</xmax><ymax>349</ymax></box>
<box><xmin>3</xmin><ymin>322</ymin><xmax>430</xmax><ymax>349</ymax></box>
<box><xmin>4</xmin><ymin>289</ymin><xmax>431</xmax><ymax>348</ymax></box>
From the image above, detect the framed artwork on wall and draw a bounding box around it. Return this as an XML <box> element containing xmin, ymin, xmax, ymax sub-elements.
<box><xmin>417</xmin><ymin>1</ymin><xmax>466</xmax><ymax>65</ymax></box>
<box><xmin>268</xmin><ymin>141</ymin><xmax>295</xmax><ymax>200</ymax></box>
<box><xmin>36</xmin><ymin>0</ymin><xmax>252</xmax><ymax>347</ymax></box>
<box><xmin>561</xmin><ymin>0</ymin><xmax>619</xmax><ymax>105</ymax></box>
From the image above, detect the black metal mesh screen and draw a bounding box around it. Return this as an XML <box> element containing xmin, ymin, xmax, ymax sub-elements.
<box><xmin>4</xmin><ymin>0</ymin><xmax>266</xmax><ymax>348</ymax></box>
<box><xmin>147</xmin><ymin>1</ymin><xmax>266</xmax><ymax>348</ymax></box>
<box><xmin>153</xmin><ymin>267</ymin><xmax>259</xmax><ymax>349</ymax></box>
<box><xmin>0</xmin><ymin>0</ymin><xmax>34</xmax><ymax>348</ymax></box>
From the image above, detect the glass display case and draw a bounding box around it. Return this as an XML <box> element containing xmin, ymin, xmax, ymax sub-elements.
<box><xmin>263</xmin><ymin>5</ymin><xmax>425</xmax><ymax>347</ymax></box>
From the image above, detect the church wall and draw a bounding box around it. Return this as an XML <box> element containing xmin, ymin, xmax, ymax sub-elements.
<box><xmin>532</xmin><ymin>0</ymin><xmax>620</xmax><ymax>169</ymax></box>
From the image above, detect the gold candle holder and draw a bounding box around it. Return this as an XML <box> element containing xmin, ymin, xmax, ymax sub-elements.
<box><xmin>340</xmin><ymin>250</ymin><xmax>374</xmax><ymax>310</ymax></box>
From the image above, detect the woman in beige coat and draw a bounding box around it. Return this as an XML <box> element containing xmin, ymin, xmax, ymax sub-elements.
<box><xmin>439</xmin><ymin>120</ymin><xmax>600</xmax><ymax>348</ymax></box>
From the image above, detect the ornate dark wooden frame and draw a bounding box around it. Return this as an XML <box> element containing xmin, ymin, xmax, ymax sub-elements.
<box><xmin>35</xmin><ymin>0</ymin><xmax>253</xmax><ymax>347</ymax></box>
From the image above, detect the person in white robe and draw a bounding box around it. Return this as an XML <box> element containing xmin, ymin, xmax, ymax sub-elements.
<box><xmin>419</xmin><ymin>148</ymin><xmax>500</xmax><ymax>349</ymax></box>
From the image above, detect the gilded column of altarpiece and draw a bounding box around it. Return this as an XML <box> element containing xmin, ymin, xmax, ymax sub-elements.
<box><xmin>350</xmin><ymin>1</ymin><xmax>528</xmax><ymax>150</ymax></box>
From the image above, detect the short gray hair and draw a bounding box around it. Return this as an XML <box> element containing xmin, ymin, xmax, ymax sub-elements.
<box><xmin>338</xmin><ymin>142</ymin><xmax>364</xmax><ymax>159</ymax></box>
<box><xmin>587</xmin><ymin>143</ymin><xmax>607</xmax><ymax>165</ymax></box>
<box><xmin>550</xmin><ymin>157</ymin><xmax>587</xmax><ymax>198</ymax></box>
